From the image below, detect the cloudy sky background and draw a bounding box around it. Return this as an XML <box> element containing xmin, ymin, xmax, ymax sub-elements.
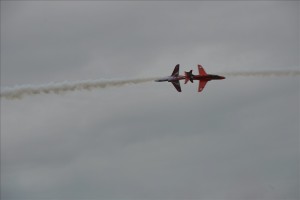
<box><xmin>1</xmin><ymin>1</ymin><xmax>299</xmax><ymax>199</ymax></box>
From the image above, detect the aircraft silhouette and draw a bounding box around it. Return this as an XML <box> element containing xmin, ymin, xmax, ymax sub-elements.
<box><xmin>155</xmin><ymin>64</ymin><xmax>225</xmax><ymax>92</ymax></box>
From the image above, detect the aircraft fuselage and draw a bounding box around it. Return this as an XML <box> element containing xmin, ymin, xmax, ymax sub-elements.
<box><xmin>193</xmin><ymin>74</ymin><xmax>225</xmax><ymax>81</ymax></box>
<box><xmin>155</xmin><ymin>76</ymin><xmax>185</xmax><ymax>82</ymax></box>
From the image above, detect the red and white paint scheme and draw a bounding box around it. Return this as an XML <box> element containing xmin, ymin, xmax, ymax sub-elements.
<box><xmin>155</xmin><ymin>64</ymin><xmax>225</xmax><ymax>92</ymax></box>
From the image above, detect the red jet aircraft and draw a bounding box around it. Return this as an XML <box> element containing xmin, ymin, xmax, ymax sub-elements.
<box><xmin>184</xmin><ymin>65</ymin><xmax>225</xmax><ymax>92</ymax></box>
<box><xmin>155</xmin><ymin>64</ymin><xmax>225</xmax><ymax>92</ymax></box>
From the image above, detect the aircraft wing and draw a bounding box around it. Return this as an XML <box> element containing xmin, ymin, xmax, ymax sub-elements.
<box><xmin>198</xmin><ymin>80</ymin><xmax>208</xmax><ymax>92</ymax></box>
<box><xmin>198</xmin><ymin>65</ymin><xmax>207</xmax><ymax>76</ymax></box>
<box><xmin>171</xmin><ymin>64</ymin><xmax>180</xmax><ymax>76</ymax></box>
<box><xmin>172</xmin><ymin>81</ymin><xmax>182</xmax><ymax>92</ymax></box>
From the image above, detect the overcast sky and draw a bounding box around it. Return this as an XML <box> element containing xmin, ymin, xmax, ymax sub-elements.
<box><xmin>1</xmin><ymin>1</ymin><xmax>299</xmax><ymax>200</ymax></box>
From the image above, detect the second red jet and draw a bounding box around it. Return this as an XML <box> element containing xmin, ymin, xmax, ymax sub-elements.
<box><xmin>184</xmin><ymin>64</ymin><xmax>225</xmax><ymax>92</ymax></box>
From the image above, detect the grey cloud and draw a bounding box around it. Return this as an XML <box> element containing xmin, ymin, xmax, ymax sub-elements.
<box><xmin>2</xmin><ymin>1</ymin><xmax>298</xmax><ymax>85</ymax></box>
<box><xmin>1</xmin><ymin>1</ymin><xmax>299</xmax><ymax>200</ymax></box>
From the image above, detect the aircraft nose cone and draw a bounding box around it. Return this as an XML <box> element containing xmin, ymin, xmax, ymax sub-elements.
<box><xmin>220</xmin><ymin>76</ymin><xmax>225</xmax><ymax>79</ymax></box>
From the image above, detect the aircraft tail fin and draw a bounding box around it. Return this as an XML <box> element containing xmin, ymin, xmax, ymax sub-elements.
<box><xmin>184</xmin><ymin>70</ymin><xmax>194</xmax><ymax>84</ymax></box>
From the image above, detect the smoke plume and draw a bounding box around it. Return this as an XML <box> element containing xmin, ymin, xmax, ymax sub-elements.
<box><xmin>1</xmin><ymin>77</ymin><xmax>158</xmax><ymax>100</ymax></box>
<box><xmin>1</xmin><ymin>69</ymin><xmax>299</xmax><ymax>100</ymax></box>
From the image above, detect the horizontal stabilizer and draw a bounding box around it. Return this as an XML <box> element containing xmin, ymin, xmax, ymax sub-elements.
<box><xmin>184</xmin><ymin>70</ymin><xmax>194</xmax><ymax>84</ymax></box>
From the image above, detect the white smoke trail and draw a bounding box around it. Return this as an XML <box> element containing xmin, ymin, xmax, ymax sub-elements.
<box><xmin>1</xmin><ymin>77</ymin><xmax>158</xmax><ymax>100</ymax></box>
<box><xmin>222</xmin><ymin>70</ymin><xmax>300</xmax><ymax>77</ymax></box>
<box><xmin>1</xmin><ymin>70</ymin><xmax>299</xmax><ymax>100</ymax></box>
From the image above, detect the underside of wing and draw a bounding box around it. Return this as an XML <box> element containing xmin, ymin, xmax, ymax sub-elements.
<box><xmin>198</xmin><ymin>65</ymin><xmax>207</xmax><ymax>76</ymax></box>
<box><xmin>172</xmin><ymin>81</ymin><xmax>182</xmax><ymax>92</ymax></box>
<box><xmin>198</xmin><ymin>80</ymin><xmax>208</xmax><ymax>92</ymax></box>
<box><xmin>171</xmin><ymin>64</ymin><xmax>180</xmax><ymax>77</ymax></box>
